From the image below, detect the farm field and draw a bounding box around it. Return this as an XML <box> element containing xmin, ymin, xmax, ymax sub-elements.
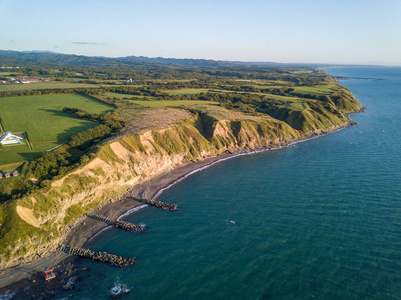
<box><xmin>106</xmin><ymin>92</ymin><xmax>153</xmax><ymax>99</ymax></box>
<box><xmin>263</xmin><ymin>93</ymin><xmax>300</xmax><ymax>101</ymax></box>
<box><xmin>290</xmin><ymin>69</ymin><xmax>314</xmax><ymax>74</ymax></box>
<box><xmin>0</xmin><ymin>72</ymin><xmax>21</xmax><ymax>76</ymax></box>
<box><xmin>220</xmin><ymin>83</ymin><xmax>337</xmax><ymax>97</ymax></box>
<box><xmin>162</xmin><ymin>88</ymin><xmax>211</xmax><ymax>95</ymax></box>
<box><xmin>0</xmin><ymin>94</ymin><xmax>113</xmax><ymax>164</ymax></box>
<box><xmin>101</xmin><ymin>84</ymin><xmax>144</xmax><ymax>88</ymax></box>
<box><xmin>0</xmin><ymin>81</ymin><xmax>99</xmax><ymax>92</ymax></box>
<box><xmin>127</xmin><ymin>99</ymin><xmax>218</xmax><ymax>108</ymax></box>
<box><xmin>292</xmin><ymin>84</ymin><xmax>337</xmax><ymax>95</ymax></box>
<box><xmin>251</xmin><ymin>84</ymin><xmax>291</xmax><ymax>89</ymax></box>
<box><xmin>0</xmin><ymin>143</ymin><xmax>40</xmax><ymax>165</ymax></box>
<box><xmin>279</xmin><ymin>100</ymin><xmax>306</xmax><ymax>110</ymax></box>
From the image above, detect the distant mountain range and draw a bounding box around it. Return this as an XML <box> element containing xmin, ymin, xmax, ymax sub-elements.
<box><xmin>0</xmin><ymin>50</ymin><xmax>329</xmax><ymax>69</ymax></box>
<box><xmin>0</xmin><ymin>50</ymin><xmax>395</xmax><ymax>70</ymax></box>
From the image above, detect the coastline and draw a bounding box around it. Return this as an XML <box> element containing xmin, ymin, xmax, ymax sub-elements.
<box><xmin>0</xmin><ymin>111</ymin><xmax>363</xmax><ymax>291</ymax></box>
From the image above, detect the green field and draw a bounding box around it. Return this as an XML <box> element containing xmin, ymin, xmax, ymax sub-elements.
<box><xmin>162</xmin><ymin>88</ymin><xmax>211</xmax><ymax>95</ymax></box>
<box><xmin>292</xmin><ymin>84</ymin><xmax>337</xmax><ymax>95</ymax></box>
<box><xmin>106</xmin><ymin>92</ymin><xmax>152</xmax><ymax>99</ymax></box>
<box><xmin>251</xmin><ymin>84</ymin><xmax>291</xmax><ymax>89</ymax></box>
<box><xmin>128</xmin><ymin>99</ymin><xmax>218</xmax><ymax>108</ymax></box>
<box><xmin>0</xmin><ymin>94</ymin><xmax>113</xmax><ymax>164</ymax></box>
<box><xmin>0</xmin><ymin>144</ymin><xmax>32</xmax><ymax>165</ymax></box>
<box><xmin>0</xmin><ymin>143</ymin><xmax>60</xmax><ymax>165</ymax></box>
<box><xmin>290</xmin><ymin>69</ymin><xmax>313</xmax><ymax>74</ymax></box>
<box><xmin>0</xmin><ymin>81</ymin><xmax>99</xmax><ymax>92</ymax></box>
<box><xmin>0</xmin><ymin>161</ymin><xmax>26</xmax><ymax>173</ymax></box>
<box><xmin>101</xmin><ymin>84</ymin><xmax>143</xmax><ymax>87</ymax></box>
<box><xmin>264</xmin><ymin>94</ymin><xmax>299</xmax><ymax>101</ymax></box>
<box><xmin>0</xmin><ymin>72</ymin><xmax>20</xmax><ymax>76</ymax></box>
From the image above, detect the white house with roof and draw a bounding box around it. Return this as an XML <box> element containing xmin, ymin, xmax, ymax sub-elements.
<box><xmin>0</xmin><ymin>131</ymin><xmax>23</xmax><ymax>145</ymax></box>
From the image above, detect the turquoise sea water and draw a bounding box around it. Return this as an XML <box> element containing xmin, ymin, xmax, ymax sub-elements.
<box><xmin>25</xmin><ymin>67</ymin><xmax>401</xmax><ymax>299</ymax></box>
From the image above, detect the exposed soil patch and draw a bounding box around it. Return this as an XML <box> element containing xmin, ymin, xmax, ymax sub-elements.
<box><xmin>125</xmin><ymin>108</ymin><xmax>192</xmax><ymax>134</ymax></box>
<box><xmin>16</xmin><ymin>206</ymin><xmax>40</xmax><ymax>228</ymax></box>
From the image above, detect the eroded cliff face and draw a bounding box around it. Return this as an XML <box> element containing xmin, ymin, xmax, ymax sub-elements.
<box><xmin>0</xmin><ymin>111</ymin><xmax>351</xmax><ymax>269</ymax></box>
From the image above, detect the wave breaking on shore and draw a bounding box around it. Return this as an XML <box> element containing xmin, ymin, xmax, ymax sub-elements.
<box><xmin>116</xmin><ymin>204</ymin><xmax>148</xmax><ymax>221</ymax></box>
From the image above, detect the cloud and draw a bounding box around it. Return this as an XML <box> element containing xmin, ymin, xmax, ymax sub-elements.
<box><xmin>72</xmin><ymin>42</ymin><xmax>106</xmax><ymax>46</ymax></box>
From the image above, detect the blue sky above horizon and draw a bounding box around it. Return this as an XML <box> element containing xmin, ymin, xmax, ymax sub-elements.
<box><xmin>1</xmin><ymin>0</ymin><xmax>401</xmax><ymax>65</ymax></box>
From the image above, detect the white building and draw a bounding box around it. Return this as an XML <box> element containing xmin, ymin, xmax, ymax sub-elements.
<box><xmin>0</xmin><ymin>131</ymin><xmax>23</xmax><ymax>145</ymax></box>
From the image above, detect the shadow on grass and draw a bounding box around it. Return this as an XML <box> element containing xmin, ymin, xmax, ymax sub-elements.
<box><xmin>15</xmin><ymin>151</ymin><xmax>43</xmax><ymax>162</ymax></box>
<box><xmin>38</xmin><ymin>109</ymin><xmax>100</xmax><ymax>143</ymax></box>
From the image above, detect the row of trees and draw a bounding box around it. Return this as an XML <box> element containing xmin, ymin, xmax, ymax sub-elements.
<box><xmin>62</xmin><ymin>107</ymin><xmax>125</xmax><ymax>130</ymax></box>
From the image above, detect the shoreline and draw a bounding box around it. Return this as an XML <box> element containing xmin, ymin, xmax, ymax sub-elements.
<box><xmin>0</xmin><ymin>111</ymin><xmax>363</xmax><ymax>291</ymax></box>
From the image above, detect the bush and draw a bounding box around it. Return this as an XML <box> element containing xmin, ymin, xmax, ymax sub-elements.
<box><xmin>69</xmin><ymin>124</ymin><xmax>112</xmax><ymax>148</ymax></box>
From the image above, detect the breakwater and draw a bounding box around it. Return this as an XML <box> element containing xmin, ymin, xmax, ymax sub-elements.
<box><xmin>86</xmin><ymin>214</ymin><xmax>145</xmax><ymax>232</ymax></box>
<box><xmin>128</xmin><ymin>196</ymin><xmax>177</xmax><ymax>211</ymax></box>
<box><xmin>56</xmin><ymin>245</ymin><xmax>135</xmax><ymax>267</ymax></box>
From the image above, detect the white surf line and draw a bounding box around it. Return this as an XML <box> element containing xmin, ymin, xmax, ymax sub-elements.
<box><xmin>87</xmin><ymin>225</ymin><xmax>113</xmax><ymax>242</ymax></box>
<box><xmin>287</xmin><ymin>125</ymin><xmax>349</xmax><ymax>147</ymax></box>
<box><xmin>116</xmin><ymin>204</ymin><xmax>148</xmax><ymax>221</ymax></box>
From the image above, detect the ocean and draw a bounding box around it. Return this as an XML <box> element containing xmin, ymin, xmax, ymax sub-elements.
<box><xmin>12</xmin><ymin>66</ymin><xmax>401</xmax><ymax>299</ymax></box>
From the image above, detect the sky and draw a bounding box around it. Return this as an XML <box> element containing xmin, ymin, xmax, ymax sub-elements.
<box><xmin>1</xmin><ymin>0</ymin><xmax>401</xmax><ymax>65</ymax></box>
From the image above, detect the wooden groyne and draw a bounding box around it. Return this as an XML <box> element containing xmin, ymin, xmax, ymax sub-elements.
<box><xmin>128</xmin><ymin>196</ymin><xmax>177</xmax><ymax>211</ymax></box>
<box><xmin>86</xmin><ymin>214</ymin><xmax>145</xmax><ymax>232</ymax></box>
<box><xmin>57</xmin><ymin>245</ymin><xmax>135</xmax><ymax>267</ymax></box>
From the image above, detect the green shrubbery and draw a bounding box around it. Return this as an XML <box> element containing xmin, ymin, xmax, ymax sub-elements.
<box><xmin>63</xmin><ymin>107</ymin><xmax>125</xmax><ymax>130</ymax></box>
<box><xmin>69</xmin><ymin>125</ymin><xmax>112</xmax><ymax>148</ymax></box>
<box><xmin>29</xmin><ymin>151</ymin><xmax>72</xmax><ymax>181</ymax></box>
